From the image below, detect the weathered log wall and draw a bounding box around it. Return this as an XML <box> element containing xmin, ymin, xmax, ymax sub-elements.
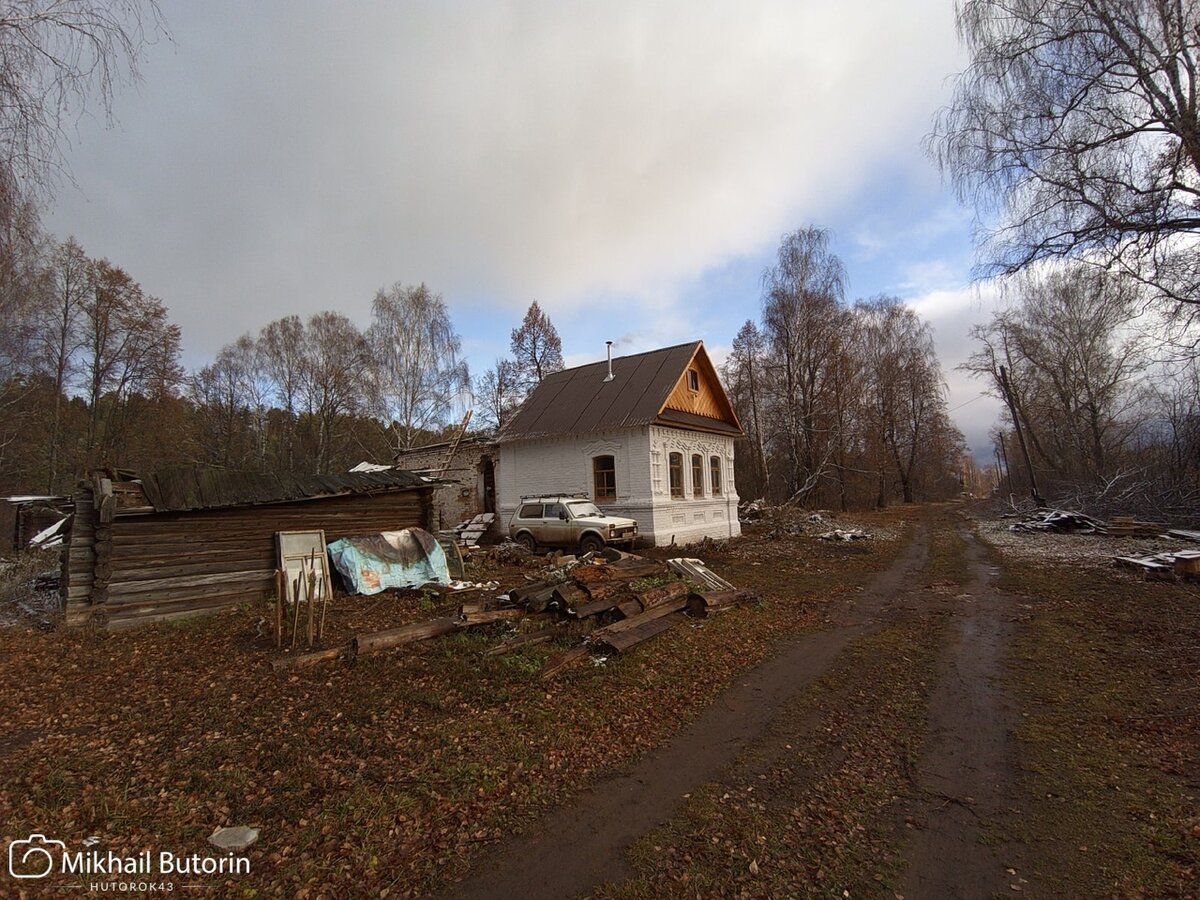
<box><xmin>63</xmin><ymin>488</ymin><xmax>431</xmax><ymax>630</ymax></box>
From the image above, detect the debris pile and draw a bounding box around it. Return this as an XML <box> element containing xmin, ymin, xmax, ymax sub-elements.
<box><xmin>1105</xmin><ymin>515</ymin><xmax>1168</xmax><ymax>537</ymax></box>
<box><xmin>1113</xmin><ymin>549</ymin><xmax>1200</xmax><ymax>580</ymax></box>
<box><xmin>820</xmin><ymin>528</ymin><xmax>870</xmax><ymax>542</ymax></box>
<box><xmin>1009</xmin><ymin>509</ymin><xmax>1107</xmax><ymax>534</ymax></box>
<box><xmin>272</xmin><ymin>549</ymin><xmax>749</xmax><ymax>675</ymax></box>
<box><xmin>453</xmin><ymin>513</ymin><xmax>495</xmax><ymax>549</ymax></box>
<box><xmin>739</xmin><ymin>499</ymin><xmax>768</xmax><ymax>521</ymax></box>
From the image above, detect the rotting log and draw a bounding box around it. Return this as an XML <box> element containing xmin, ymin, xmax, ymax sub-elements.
<box><xmin>352</xmin><ymin>617</ymin><xmax>459</xmax><ymax>656</ymax></box>
<box><xmin>580</xmin><ymin>579</ymin><xmax>633</xmax><ymax>603</ymax></box>
<box><xmin>270</xmin><ymin>646</ymin><xmax>347</xmax><ymax>671</ymax></box>
<box><xmin>685</xmin><ymin>590</ymin><xmax>739</xmax><ymax>618</ymax></box>
<box><xmin>634</xmin><ymin>580</ymin><xmax>688</xmax><ymax>609</ymax></box>
<box><xmin>570</xmin><ymin>598</ymin><xmax>622</xmax><ymax>619</ymax></box>
<box><xmin>596</xmin><ymin>610</ymin><xmax>687</xmax><ymax>653</ymax></box>
<box><xmin>509</xmin><ymin>582</ymin><xmax>552</xmax><ymax>604</ymax></box>
<box><xmin>485</xmin><ymin>627</ymin><xmax>557</xmax><ymax>656</ymax></box>
<box><xmin>459</xmin><ymin>608</ymin><xmax>525</xmax><ymax>626</ymax></box>
<box><xmin>524</xmin><ymin>584</ymin><xmax>560</xmax><ymax>613</ymax></box>
<box><xmin>616</xmin><ymin>598</ymin><xmax>644</xmax><ymax>619</ymax></box>
<box><xmin>551</xmin><ymin>583</ymin><xmax>589</xmax><ymax>612</ymax></box>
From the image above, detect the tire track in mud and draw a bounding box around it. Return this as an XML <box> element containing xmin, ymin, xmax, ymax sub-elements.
<box><xmin>448</xmin><ymin>525</ymin><xmax>932</xmax><ymax>900</ymax></box>
<box><xmin>900</xmin><ymin>528</ymin><xmax>1026</xmax><ymax>898</ymax></box>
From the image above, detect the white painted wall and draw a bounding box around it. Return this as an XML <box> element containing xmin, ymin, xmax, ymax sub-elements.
<box><xmin>498</xmin><ymin>424</ymin><xmax>741</xmax><ymax>546</ymax></box>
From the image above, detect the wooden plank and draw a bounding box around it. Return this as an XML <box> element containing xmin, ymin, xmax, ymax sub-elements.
<box><xmin>104</xmin><ymin>569</ymin><xmax>275</xmax><ymax>597</ymax></box>
<box><xmin>108</xmin><ymin>555</ymin><xmax>277</xmax><ymax>582</ymax></box>
<box><xmin>591</xmin><ymin>596</ymin><xmax>689</xmax><ymax>639</ymax></box>
<box><xmin>597</xmin><ymin>611</ymin><xmax>687</xmax><ymax>652</ymax></box>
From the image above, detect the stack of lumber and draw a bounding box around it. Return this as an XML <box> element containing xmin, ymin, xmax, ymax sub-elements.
<box><xmin>1166</xmin><ymin>528</ymin><xmax>1200</xmax><ymax>543</ymax></box>
<box><xmin>1105</xmin><ymin>515</ymin><xmax>1168</xmax><ymax>537</ymax></box>
<box><xmin>273</xmin><ymin>550</ymin><xmax>748</xmax><ymax>676</ymax></box>
<box><xmin>1113</xmin><ymin>548</ymin><xmax>1200</xmax><ymax>580</ymax></box>
<box><xmin>454</xmin><ymin>513</ymin><xmax>495</xmax><ymax>548</ymax></box>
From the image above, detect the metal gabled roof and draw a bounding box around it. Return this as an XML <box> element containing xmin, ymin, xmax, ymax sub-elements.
<box><xmin>499</xmin><ymin>342</ymin><xmax>702</xmax><ymax>441</ymax></box>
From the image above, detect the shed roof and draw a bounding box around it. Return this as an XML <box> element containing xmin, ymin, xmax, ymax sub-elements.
<box><xmin>128</xmin><ymin>467</ymin><xmax>428</xmax><ymax>514</ymax></box>
<box><xmin>499</xmin><ymin>341</ymin><xmax>741</xmax><ymax>441</ymax></box>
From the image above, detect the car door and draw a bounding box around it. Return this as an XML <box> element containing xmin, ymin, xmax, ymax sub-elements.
<box><xmin>540</xmin><ymin>502</ymin><xmax>570</xmax><ymax>546</ymax></box>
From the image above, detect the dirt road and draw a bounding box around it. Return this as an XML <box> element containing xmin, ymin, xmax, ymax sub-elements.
<box><xmin>448</xmin><ymin>514</ymin><xmax>1029</xmax><ymax>899</ymax></box>
<box><xmin>900</xmin><ymin>528</ymin><xmax>1026</xmax><ymax>897</ymax></box>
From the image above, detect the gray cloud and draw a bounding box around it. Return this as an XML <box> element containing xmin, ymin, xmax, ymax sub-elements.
<box><xmin>46</xmin><ymin>0</ymin><xmax>964</xmax><ymax>363</ymax></box>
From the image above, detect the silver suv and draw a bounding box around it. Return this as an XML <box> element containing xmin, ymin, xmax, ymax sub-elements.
<box><xmin>509</xmin><ymin>495</ymin><xmax>639</xmax><ymax>554</ymax></box>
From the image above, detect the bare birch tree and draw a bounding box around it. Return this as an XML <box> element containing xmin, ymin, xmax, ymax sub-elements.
<box><xmin>37</xmin><ymin>236</ymin><xmax>87</xmax><ymax>488</ymax></box>
<box><xmin>761</xmin><ymin>227</ymin><xmax>847</xmax><ymax>504</ymax></box>
<box><xmin>475</xmin><ymin>357</ymin><xmax>521</xmax><ymax>432</ymax></box>
<box><xmin>0</xmin><ymin>1</ymin><xmax>164</xmax><ymax>208</ymax></box>
<box><xmin>962</xmin><ymin>265</ymin><xmax>1146</xmax><ymax>482</ymax></box>
<box><xmin>931</xmin><ymin>0</ymin><xmax>1200</xmax><ymax>311</ymax></box>
<box><xmin>366</xmin><ymin>282</ymin><xmax>470</xmax><ymax>453</ymax></box>
<box><xmin>299</xmin><ymin>311</ymin><xmax>367</xmax><ymax>473</ymax></box>
<box><xmin>858</xmin><ymin>297</ymin><xmax>948</xmax><ymax>504</ymax></box>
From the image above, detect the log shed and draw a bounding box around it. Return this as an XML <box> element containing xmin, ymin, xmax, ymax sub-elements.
<box><xmin>61</xmin><ymin>466</ymin><xmax>434</xmax><ymax>630</ymax></box>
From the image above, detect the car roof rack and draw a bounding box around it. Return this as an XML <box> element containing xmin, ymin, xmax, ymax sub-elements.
<box><xmin>519</xmin><ymin>492</ymin><xmax>590</xmax><ymax>500</ymax></box>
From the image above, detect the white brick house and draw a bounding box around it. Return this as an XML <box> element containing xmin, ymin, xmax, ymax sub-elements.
<box><xmin>496</xmin><ymin>342</ymin><xmax>742</xmax><ymax>546</ymax></box>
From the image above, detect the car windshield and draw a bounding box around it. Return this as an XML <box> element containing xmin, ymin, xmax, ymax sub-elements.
<box><xmin>567</xmin><ymin>501</ymin><xmax>603</xmax><ymax>517</ymax></box>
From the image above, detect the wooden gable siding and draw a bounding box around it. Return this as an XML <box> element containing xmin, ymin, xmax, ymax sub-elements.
<box><xmin>64</xmin><ymin>489</ymin><xmax>430</xmax><ymax>630</ymax></box>
<box><xmin>661</xmin><ymin>347</ymin><xmax>739</xmax><ymax>428</ymax></box>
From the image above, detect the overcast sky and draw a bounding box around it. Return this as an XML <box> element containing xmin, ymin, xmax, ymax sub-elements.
<box><xmin>45</xmin><ymin>0</ymin><xmax>1004</xmax><ymax>458</ymax></box>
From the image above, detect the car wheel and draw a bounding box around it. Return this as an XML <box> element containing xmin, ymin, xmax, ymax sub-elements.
<box><xmin>515</xmin><ymin>532</ymin><xmax>536</xmax><ymax>553</ymax></box>
<box><xmin>580</xmin><ymin>534</ymin><xmax>604</xmax><ymax>554</ymax></box>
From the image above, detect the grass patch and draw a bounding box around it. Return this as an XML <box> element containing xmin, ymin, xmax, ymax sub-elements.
<box><xmin>0</xmin><ymin>508</ymin><xmax>914</xmax><ymax>896</ymax></box>
<box><xmin>984</xmin><ymin>540</ymin><xmax>1200</xmax><ymax>895</ymax></box>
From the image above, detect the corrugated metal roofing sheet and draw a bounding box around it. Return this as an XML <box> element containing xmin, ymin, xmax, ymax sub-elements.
<box><xmin>499</xmin><ymin>342</ymin><xmax>702</xmax><ymax>440</ymax></box>
<box><xmin>136</xmin><ymin>467</ymin><xmax>428</xmax><ymax>513</ymax></box>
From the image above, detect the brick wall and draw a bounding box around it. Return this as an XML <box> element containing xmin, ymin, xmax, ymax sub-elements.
<box><xmin>497</xmin><ymin>425</ymin><xmax>741</xmax><ymax>546</ymax></box>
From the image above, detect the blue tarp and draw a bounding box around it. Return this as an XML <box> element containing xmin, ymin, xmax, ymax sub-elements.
<box><xmin>327</xmin><ymin>528</ymin><xmax>450</xmax><ymax>595</ymax></box>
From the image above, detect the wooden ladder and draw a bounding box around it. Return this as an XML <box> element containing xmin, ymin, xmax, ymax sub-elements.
<box><xmin>434</xmin><ymin>410</ymin><xmax>473</xmax><ymax>479</ymax></box>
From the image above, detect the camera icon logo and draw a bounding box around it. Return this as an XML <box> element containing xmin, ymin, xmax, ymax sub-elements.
<box><xmin>8</xmin><ymin>834</ymin><xmax>65</xmax><ymax>879</ymax></box>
